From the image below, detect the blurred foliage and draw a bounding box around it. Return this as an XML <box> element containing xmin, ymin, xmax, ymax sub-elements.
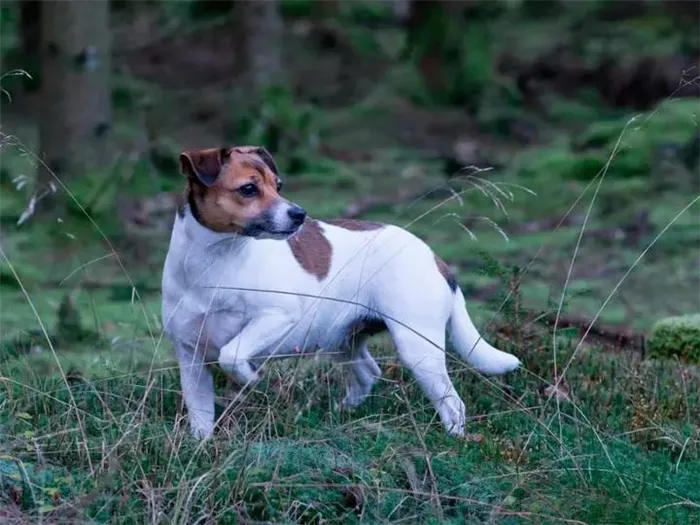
<box><xmin>401</xmin><ymin>2</ymin><xmax>499</xmax><ymax>110</ymax></box>
<box><xmin>229</xmin><ymin>85</ymin><xmax>322</xmax><ymax>174</ymax></box>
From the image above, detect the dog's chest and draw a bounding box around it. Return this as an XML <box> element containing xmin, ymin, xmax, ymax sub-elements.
<box><xmin>173</xmin><ymin>290</ymin><xmax>247</xmax><ymax>352</ymax></box>
<box><xmin>164</xmin><ymin>256</ymin><xmax>250</xmax><ymax>350</ymax></box>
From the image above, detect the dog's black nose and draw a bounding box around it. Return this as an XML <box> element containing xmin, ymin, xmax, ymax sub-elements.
<box><xmin>288</xmin><ymin>206</ymin><xmax>307</xmax><ymax>225</ymax></box>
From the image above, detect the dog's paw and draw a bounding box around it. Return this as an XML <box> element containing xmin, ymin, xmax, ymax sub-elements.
<box><xmin>219</xmin><ymin>360</ymin><xmax>260</xmax><ymax>387</ymax></box>
<box><xmin>190</xmin><ymin>423</ymin><xmax>214</xmax><ymax>440</ymax></box>
<box><xmin>339</xmin><ymin>384</ymin><xmax>373</xmax><ymax>411</ymax></box>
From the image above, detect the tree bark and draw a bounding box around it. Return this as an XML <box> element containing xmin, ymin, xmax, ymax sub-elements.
<box><xmin>19</xmin><ymin>0</ymin><xmax>41</xmax><ymax>58</ymax></box>
<box><xmin>38</xmin><ymin>0</ymin><xmax>112</xmax><ymax>210</ymax></box>
<box><xmin>234</xmin><ymin>0</ymin><xmax>284</xmax><ymax>104</ymax></box>
<box><xmin>402</xmin><ymin>0</ymin><xmax>449</xmax><ymax>93</ymax></box>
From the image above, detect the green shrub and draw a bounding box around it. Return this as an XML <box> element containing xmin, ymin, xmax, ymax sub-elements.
<box><xmin>0</xmin><ymin>457</ymin><xmax>73</xmax><ymax>512</ymax></box>
<box><xmin>518</xmin><ymin>146</ymin><xmax>605</xmax><ymax>181</ymax></box>
<box><xmin>401</xmin><ymin>4</ymin><xmax>495</xmax><ymax>110</ymax></box>
<box><xmin>229</xmin><ymin>86</ymin><xmax>321</xmax><ymax>174</ymax></box>
<box><xmin>648</xmin><ymin>314</ymin><xmax>700</xmax><ymax>364</ymax></box>
<box><xmin>576</xmin><ymin>98</ymin><xmax>700</xmax><ymax>179</ymax></box>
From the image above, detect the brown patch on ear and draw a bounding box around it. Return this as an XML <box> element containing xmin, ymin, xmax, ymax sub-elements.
<box><xmin>325</xmin><ymin>218</ymin><xmax>384</xmax><ymax>231</ymax></box>
<box><xmin>435</xmin><ymin>255</ymin><xmax>458</xmax><ymax>292</ymax></box>
<box><xmin>180</xmin><ymin>148</ymin><xmax>230</xmax><ymax>187</ymax></box>
<box><xmin>287</xmin><ymin>219</ymin><xmax>332</xmax><ymax>280</ymax></box>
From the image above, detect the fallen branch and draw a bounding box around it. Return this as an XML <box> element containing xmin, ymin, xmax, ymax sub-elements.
<box><xmin>536</xmin><ymin>311</ymin><xmax>645</xmax><ymax>355</ymax></box>
<box><xmin>48</xmin><ymin>278</ymin><xmax>161</xmax><ymax>294</ymax></box>
<box><xmin>451</xmin><ymin>273</ymin><xmax>647</xmax><ymax>355</ymax></box>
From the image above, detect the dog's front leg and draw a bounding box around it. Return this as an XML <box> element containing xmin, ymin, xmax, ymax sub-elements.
<box><xmin>175</xmin><ymin>343</ymin><xmax>215</xmax><ymax>439</ymax></box>
<box><xmin>218</xmin><ymin>314</ymin><xmax>296</xmax><ymax>387</ymax></box>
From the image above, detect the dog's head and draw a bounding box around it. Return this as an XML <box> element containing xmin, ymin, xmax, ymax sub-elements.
<box><xmin>179</xmin><ymin>146</ymin><xmax>306</xmax><ymax>239</ymax></box>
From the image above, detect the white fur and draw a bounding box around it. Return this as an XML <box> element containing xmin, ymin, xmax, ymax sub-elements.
<box><xmin>162</xmin><ymin>206</ymin><xmax>520</xmax><ymax>439</ymax></box>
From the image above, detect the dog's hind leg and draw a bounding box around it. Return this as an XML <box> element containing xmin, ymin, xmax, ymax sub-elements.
<box><xmin>386</xmin><ymin>322</ymin><xmax>466</xmax><ymax>436</ymax></box>
<box><xmin>340</xmin><ymin>342</ymin><xmax>381</xmax><ymax>410</ymax></box>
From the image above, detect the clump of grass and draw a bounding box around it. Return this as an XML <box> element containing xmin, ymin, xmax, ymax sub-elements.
<box><xmin>648</xmin><ymin>314</ymin><xmax>700</xmax><ymax>364</ymax></box>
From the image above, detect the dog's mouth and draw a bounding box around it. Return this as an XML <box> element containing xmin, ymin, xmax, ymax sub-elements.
<box><xmin>261</xmin><ymin>229</ymin><xmax>299</xmax><ymax>240</ymax></box>
<box><xmin>241</xmin><ymin>223</ymin><xmax>303</xmax><ymax>240</ymax></box>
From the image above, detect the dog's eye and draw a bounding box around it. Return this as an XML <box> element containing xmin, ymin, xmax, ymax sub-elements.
<box><xmin>238</xmin><ymin>184</ymin><xmax>259</xmax><ymax>197</ymax></box>
<box><xmin>276</xmin><ymin>180</ymin><xmax>283</xmax><ymax>192</ymax></box>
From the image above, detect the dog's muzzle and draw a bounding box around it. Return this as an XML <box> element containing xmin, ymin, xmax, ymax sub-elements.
<box><xmin>243</xmin><ymin>203</ymin><xmax>307</xmax><ymax>239</ymax></box>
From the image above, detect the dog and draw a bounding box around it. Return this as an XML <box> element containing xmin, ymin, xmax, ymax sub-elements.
<box><xmin>161</xmin><ymin>146</ymin><xmax>521</xmax><ymax>439</ymax></box>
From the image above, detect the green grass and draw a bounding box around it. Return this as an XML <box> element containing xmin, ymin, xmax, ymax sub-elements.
<box><xmin>2</xmin><ymin>109</ymin><xmax>699</xmax><ymax>522</ymax></box>
<box><xmin>1</xmin><ymin>333</ymin><xmax>698</xmax><ymax>523</ymax></box>
<box><xmin>3</xmin><ymin>95</ymin><xmax>700</xmax><ymax>524</ymax></box>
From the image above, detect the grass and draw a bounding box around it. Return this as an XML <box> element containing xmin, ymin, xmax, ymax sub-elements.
<box><xmin>1</xmin><ymin>333</ymin><xmax>699</xmax><ymax>523</ymax></box>
<box><xmin>1</xmin><ymin>149</ymin><xmax>699</xmax><ymax>521</ymax></box>
<box><xmin>2</xmin><ymin>109</ymin><xmax>699</xmax><ymax>521</ymax></box>
<box><xmin>2</xmin><ymin>110</ymin><xmax>700</xmax><ymax>522</ymax></box>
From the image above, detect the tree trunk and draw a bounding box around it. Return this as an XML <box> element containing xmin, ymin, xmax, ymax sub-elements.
<box><xmin>15</xmin><ymin>0</ymin><xmax>42</xmax><ymax>92</ymax></box>
<box><xmin>19</xmin><ymin>0</ymin><xmax>41</xmax><ymax>57</ymax></box>
<box><xmin>38</xmin><ymin>0</ymin><xmax>112</xmax><ymax>211</ymax></box>
<box><xmin>402</xmin><ymin>0</ymin><xmax>449</xmax><ymax>94</ymax></box>
<box><xmin>234</xmin><ymin>0</ymin><xmax>284</xmax><ymax>104</ymax></box>
<box><xmin>402</xmin><ymin>0</ymin><xmax>492</xmax><ymax>109</ymax></box>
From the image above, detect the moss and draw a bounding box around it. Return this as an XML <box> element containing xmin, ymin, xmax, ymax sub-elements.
<box><xmin>648</xmin><ymin>314</ymin><xmax>700</xmax><ymax>364</ymax></box>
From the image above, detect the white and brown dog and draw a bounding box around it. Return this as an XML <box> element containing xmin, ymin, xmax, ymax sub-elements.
<box><xmin>161</xmin><ymin>146</ymin><xmax>520</xmax><ymax>439</ymax></box>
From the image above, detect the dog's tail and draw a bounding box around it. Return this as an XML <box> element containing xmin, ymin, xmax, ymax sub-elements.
<box><xmin>448</xmin><ymin>289</ymin><xmax>521</xmax><ymax>375</ymax></box>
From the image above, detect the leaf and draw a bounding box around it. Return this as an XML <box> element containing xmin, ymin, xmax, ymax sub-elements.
<box><xmin>503</xmin><ymin>495</ymin><xmax>517</xmax><ymax>507</ymax></box>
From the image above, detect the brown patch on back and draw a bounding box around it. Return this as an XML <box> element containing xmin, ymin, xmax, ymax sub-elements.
<box><xmin>435</xmin><ymin>255</ymin><xmax>458</xmax><ymax>292</ymax></box>
<box><xmin>325</xmin><ymin>218</ymin><xmax>385</xmax><ymax>231</ymax></box>
<box><xmin>287</xmin><ymin>219</ymin><xmax>332</xmax><ymax>280</ymax></box>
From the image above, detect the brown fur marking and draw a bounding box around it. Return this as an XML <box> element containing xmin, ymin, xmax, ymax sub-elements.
<box><xmin>435</xmin><ymin>255</ymin><xmax>457</xmax><ymax>292</ymax></box>
<box><xmin>180</xmin><ymin>147</ymin><xmax>227</xmax><ymax>186</ymax></box>
<box><xmin>325</xmin><ymin>218</ymin><xmax>385</xmax><ymax>231</ymax></box>
<box><xmin>183</xmin><ymin>147</ymin><xmax>281</xmax><ymax>233</ymax></box>
<box><xmin>287</xmin><ymin>219</ymin><xmax>332</xmax><ymax>280</ymax></box>
<box><xmin>242</xmin><ymin>158</ymin><xmax>269</xmax><ymax>177</ymax></box>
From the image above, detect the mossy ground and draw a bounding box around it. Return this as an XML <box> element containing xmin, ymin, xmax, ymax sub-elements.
<box><xmin>648</xmin><ymin>314</ymin><xmax>700</xmax><ymax>364</ymax></box>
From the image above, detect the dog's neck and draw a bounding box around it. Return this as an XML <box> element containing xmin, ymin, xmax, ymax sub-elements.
<box><xmin>178</xmin><ymin>201</ymin><xmax>247</xmax><ymax>249</ymax></box>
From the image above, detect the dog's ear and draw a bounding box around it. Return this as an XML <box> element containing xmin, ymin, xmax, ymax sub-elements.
<box><xmin>255</xmin><ymin>146</ymin><xmax>279</xmax><ymax>176</ymax></box>
<box><xmin>179</xmin><ymin>148</ymin><xmax>231</xmax><ymax>187</ymax></box>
